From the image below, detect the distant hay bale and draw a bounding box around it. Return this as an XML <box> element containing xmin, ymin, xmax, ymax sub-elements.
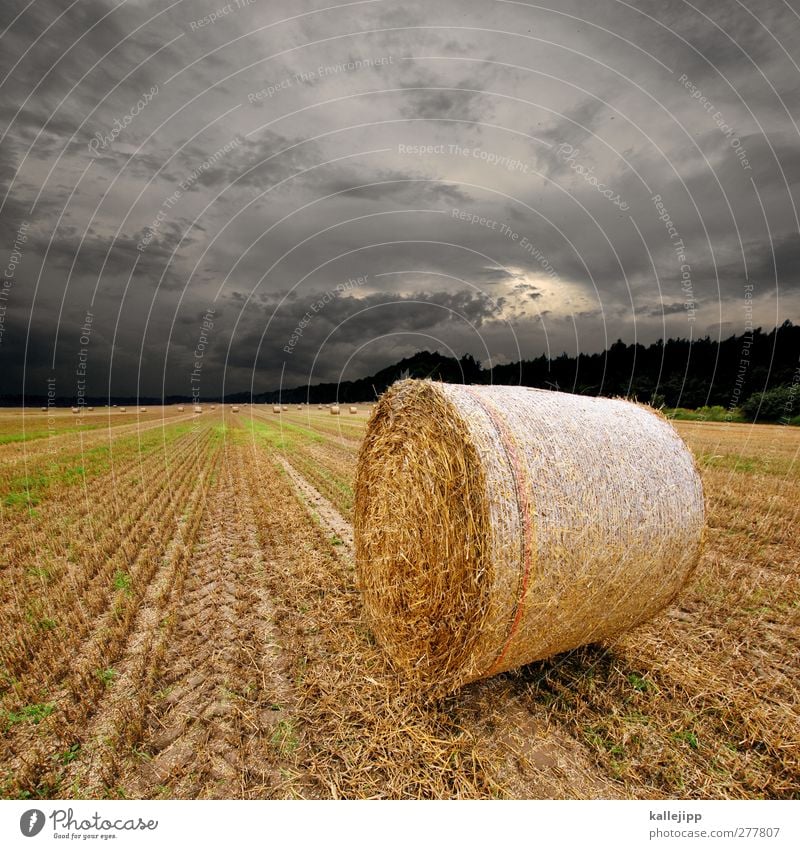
<box><xmin>318</xmin><ymin>404</ymin><xmax>324</xmax><ymax>410</ymax></box>
<box><xmin>194</xmin><ymin>406</ymin><xmax>202</xmax><ymax>413</ymax></box>
<box><xmin>40</xmin><ymin>406</ymin><xmax>47</xmax><ymax>412</ymax></box>
<box><xmin>282</xmin><ymin>406</ymin><xmax>289</xmax><ymax>411</ymax></box>
<box><xmin>330</xmin><ymin>405</ymin><xmax>340</xmax><ymax>415</ymax></box>
<box><xmin>119</xmin><ymin>407</ymin><xmax>127</xmax><ymax>413</ymax></box>
<box><xmin>140</xmin><ymin>408</ymin><xmax>147</xmax><ymax>413</ymax></box>
<box><xmin>178</xmin><ymin>405</ymin><xmax>185</xmax><ymax>412</ymax></box>
<box><xmin>231</xmin><ymin>405</ymin><xmax>239</xmax><ymax>412</ymax></box>
<box><xmin>71</xmin><ymin>407</ymin><xmax>79</xmax><ymax>414</ymax></box>
<box><xmin>88</xmin><ymin>406</ymin><xmax>94</xmax><ymax>412</ymax></box>
<box><xmin>272</xmin><ymin>405</ymin><xmax>281</xmax><ymax>414</ymax></box>
<box><xmin>355</xmin><ymin>380</ymin><xmax>705</xmax><ymax>693</ymax></box>
<box><xmin>297</xmin><ymin>405</ymin><xmax>303</xmax><ymax>410</ymax></box>
<box><xmin>349</xmin><ymin>406</ymin><xmax>358</xmax><ymax>414</ymax></box>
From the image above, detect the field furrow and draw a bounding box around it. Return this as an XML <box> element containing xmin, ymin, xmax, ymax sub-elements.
<box><xmin>0</xmin><ymin>426</ymin><xmax>212</xmax><ymax>693</ymax></box>
<box><xmin>0</xmin><ymin>425</ymin><xmax>220</xmax><ymax>797</ymax></box>
<box><xmin>128</xmin><ymin>427</ymin><xmax>307</xmax><ymax>799</ymax></box>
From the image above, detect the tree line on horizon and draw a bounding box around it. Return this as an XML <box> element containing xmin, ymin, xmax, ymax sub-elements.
<box><xmin>6</xmin><ymin>321</ymin><xmax>798</xmax><ymax>422</ymax></box>
<box><xmin>243</xmin><ymin>320</ymin><xmax>799</xmax><ymax>422</ymax></box>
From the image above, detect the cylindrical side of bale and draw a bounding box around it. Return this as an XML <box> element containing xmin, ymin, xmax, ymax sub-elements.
<box><xmin>355</xmin><ymin>380</ymin><xmax>705</xmax><ymax>692</ymax></box>
<box><xmin>330</xmin><ymin>405</ymin><xmax>341</xmax><ymax>415</ymax></box>
<box><xmin>349</xmin><ymin>406</ymin><xmax>358</xmax><ymax>414</ymax></box>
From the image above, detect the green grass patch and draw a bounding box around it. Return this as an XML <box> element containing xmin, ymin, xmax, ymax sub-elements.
<box><xmin>665</xmin><ymin>405</ymin><xmax>743</xmax><ymax>422</ymax></box>
<box><xmin>244</xmin><ymin>417</ymin><xmax>323</xmax><ymax>450</ymax></box>
<box><xmin>4</xmin><ymin>703</ymin><xmax>55</xmax><ymax>728</ymax></box>
<box><xmin>96</xmin><ymin>668</ymin><xmax>117</xmax><ymax>685</ymax></box>
<box><xmin>627</xmin><ymin>672</ymin><xmax>653</xmax><ymax>693</ymax></box>
<box><xmin>1</xmin><ymin>421</ymin><xmax>194</xmax><ymax>510</ymax></box>
<box><xmin>270</xmin><ymin>719</ymin><xmax>300</xmax><ymax>756</ymax></box>
<box><xmin>113</xmin><ymin>570</ymin><xmax>132</xmax><ymax>595</ymax></box>
<box><xmin>673</xmin><ymin>730</ymin><xmax>700</xmax><ymax>750</ymax></box>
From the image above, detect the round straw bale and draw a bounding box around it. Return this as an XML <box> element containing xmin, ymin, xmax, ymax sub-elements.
<box><xmin>355</xmin><ymin>380</ymin><xmax>705</xmax><ymax>693</ymax></box>
<box><xmin>349</xmin><ymin>405</ymin><xmax>358</xmax><ymax>414</ymax></box>
<box><xmin>330</xmin><ymin>405</ymin><xmax>341</xmax><ymax>415</ymax></box>
<box><xmin>272</xmin><ymin>405</ymin><xmax>281</xmax><ymax>413</ymax></box>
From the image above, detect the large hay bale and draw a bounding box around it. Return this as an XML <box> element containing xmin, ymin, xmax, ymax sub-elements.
<box><xmin>355</xmin><ymin>380</ymin><xmax>705</xmax><ymax>693</ymax></box>
<box><xmin>349</xmin><ymin>406</ymin><xmax>358</xmax><ymax>414</ymax></box>
<box><xmin>272</xmin><ymin>405</ymin><xmax>281</xmax><ymax>414</ymax></box>
<box><xmin>330</xmin><ymin>405</ymin><xmax>340</xmax><ymax>415</ymax></box>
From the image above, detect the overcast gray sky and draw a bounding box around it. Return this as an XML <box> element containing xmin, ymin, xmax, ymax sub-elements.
<box><xmin>1</xmin><ymin>0</ymin><xmax>799</xmax><ymax>398</ymax></box>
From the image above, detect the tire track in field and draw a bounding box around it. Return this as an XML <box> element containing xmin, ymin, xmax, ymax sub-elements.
<box><xmin>0</xmin><ymin>428</ymin><xmax>211</xmax><ymax>694</ymax></box>
<box><xmin>58</xmin><ymin>440</ymin><xmax>221</xmax><ymax>796</ymax></box>
<box><xmin>277</xmin><ymin>457</ymin><xmax>354</xmax><ymax>555</ymax></box>
<box><xmin>132</xmin><ymin>436</ymin><xmax>304</xmax><ymax>799</ymax></box>
<box><xmin>0</xmin><ymin>430</ymin><xmax>217</xmax><ymax>796</ymax></box>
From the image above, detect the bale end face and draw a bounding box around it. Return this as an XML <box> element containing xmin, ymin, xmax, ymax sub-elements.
<box><xmin>354</xmin><ymin>380</ymin><xmax>705</xmax><ymax>693</ymax></box>
<box><xmin>355</xmin><ymin>381</ymin><xmax>494</xmax><ymax>691</ymax></box>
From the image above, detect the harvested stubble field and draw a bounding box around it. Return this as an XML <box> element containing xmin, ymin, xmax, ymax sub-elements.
<box><xmin>0</xmin><ymin>405</ymin><xmax>797</xmax><ymax>799</ymax></box>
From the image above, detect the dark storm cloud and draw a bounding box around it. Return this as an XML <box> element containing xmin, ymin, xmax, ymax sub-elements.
<box><xmin>744</xmin><ymin>232</ymin><xmax>800</xmax><ymax>291</ymax></box>
<box><xmin>1</xmin><ymin>0</ymin><xmax>798</xmax><ymax>397</ymax></box>
<box><xmin>399</xmin><ymin>85</ymin><xmax>492</xmax><ymax>123</ymax></box>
